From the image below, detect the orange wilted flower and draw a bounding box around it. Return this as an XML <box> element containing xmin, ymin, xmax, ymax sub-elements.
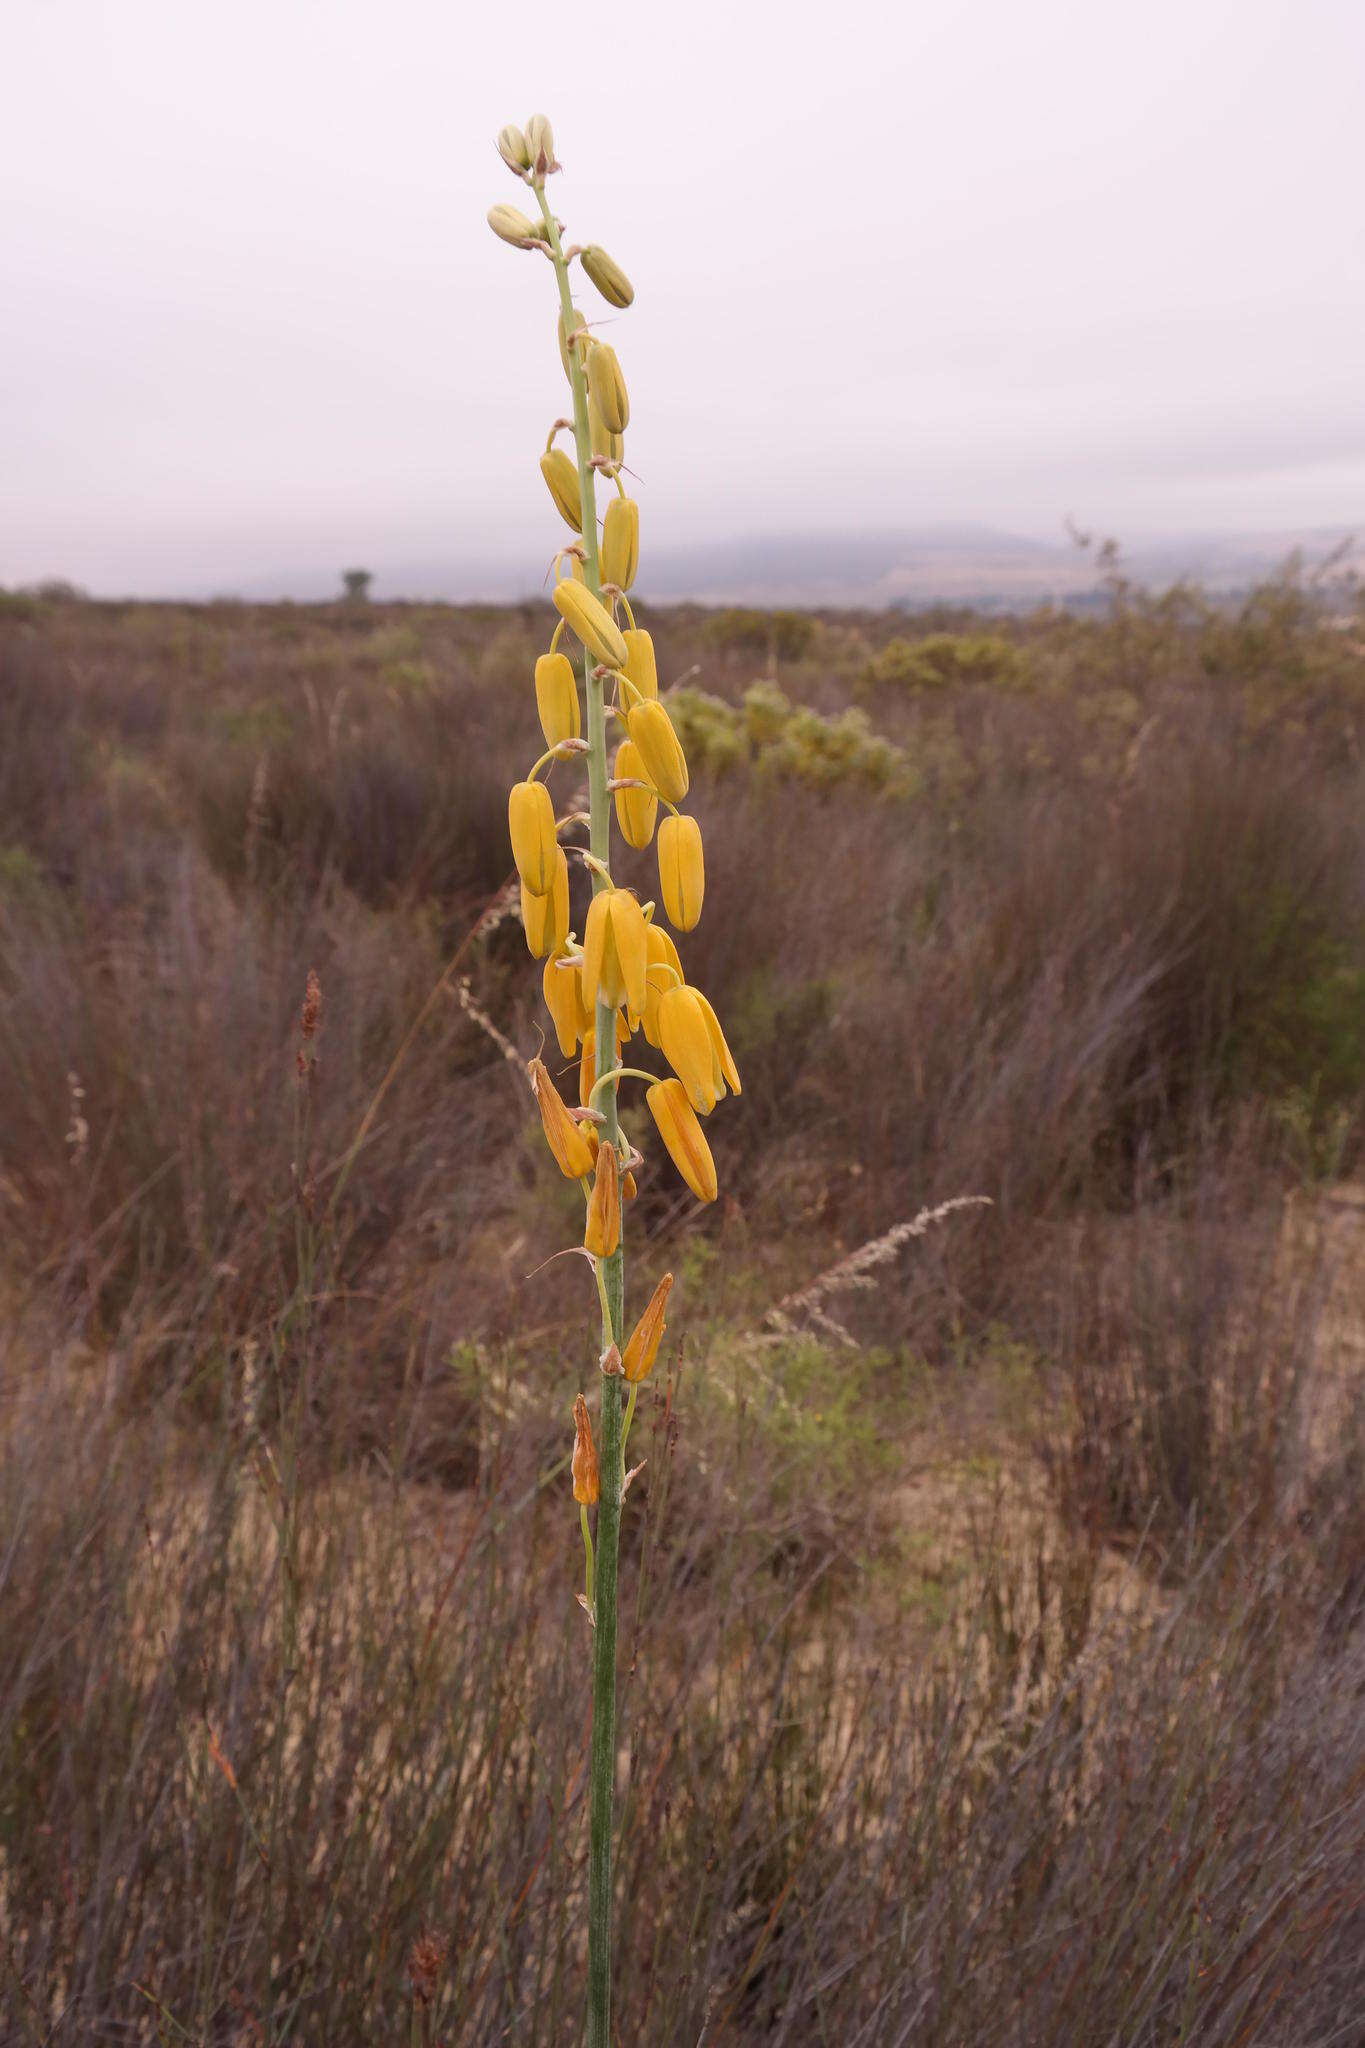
<box><xmin>623</xmin><ymin>1273</ymin><xmax>673</xmax><ymax>1383</ymax></box>
<box><xmin>572</xmin><ymin>1392</ymin><xmax>599</xmax><ymax>1505</ymax></box>
<box><xmin>584</xmin><ymin>1141</ymin><xmax>621</xmax><ymax>1259</ymax></box>
<box><xmin>529</xmin><ymin>1057</ymin><xmax>596</xmax><ymax>1179</ymax></box>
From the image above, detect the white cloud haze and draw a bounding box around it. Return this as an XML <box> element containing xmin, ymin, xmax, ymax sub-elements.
<box><xmin>3</xmin><ymin>0</ymin><xmax>1363</xmax><ymax>595</ymax></box>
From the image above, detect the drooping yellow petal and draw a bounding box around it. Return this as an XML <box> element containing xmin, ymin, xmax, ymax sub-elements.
<box><xmin>657</xmin><ymin>986</ymin><xmax>719</xmax><ymax>1114</ymax></box>
<box><xmin>521</xmin><ymin>845</ymin><xmax>569</xmax><ymax>958</ymax></box>
<box><xmin>646</xmin><ymin>1078</ymin><xmax>718</xmax><ymax>1204</ymax></box>
<box><xmin>608</xmin><ymin>891</ymin><xmax>649</xmax><ymax>1025</ymax></box>
<box><xmin>657</xmin><ymin>813</ymin><xmax>704</xmax><ymax>931</ymax></box>
<box><xmin>613</xmin><ymin>739</ymin><xmax>658</xmax><ymax>851</ymax></box>
<box><xmin>693</xmin><ymin>988</ymin><xmax>741</xmax><ymax>1096</ymax></box>
<box><xmin>543</xmin><ymin>950</ymin><xmax>587</xmax><ymax>1058</ymax></box>
<box><xmin>642</xmin><ymin>923</ymin><xmax>682</xmax><ymax>1049</ymax></box>
<box><xmin>587</xmin><ymin>341</ymin><xmax>630</xmax><ymax>433</ymax></box>
<box><xmin>508</xmin><ymin>780</ymin><xmax>559</xmax><ymax>896</ymax></box>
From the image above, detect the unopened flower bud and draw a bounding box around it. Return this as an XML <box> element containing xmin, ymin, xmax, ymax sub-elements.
<box><xmin>572</xmin><ymin>1392</ymin><xmax>599</xmax><ymax>1505</ymax></box>
<box><xmin>530</xmin><ymin>1057</ymin><xmax>597</xmax><ymax>1179</ymax></box>
<box><xmin>553</xmin><ymin>581</ymin><xmax>629</xmax><ymax>671</ymax></box>
<box><xmin>613</xmin><ymin>739</ymin><xmax>658</xmax><ymax>850</ymax></box>
<box><xmin>535</xmin><ymin>651</ymin><xmax>581</xmax><ymax>748</ymax></box>
<box><xmin>497</xmin><ymin>123</ymin><xmax>531</xmax><ymax>173</ymax></box>
<box><xmin>587</xmin><ymin>342</ymin><xmax>630</xmax><ymax>434</ymax></box>
<box><xmin>487</xmin><ymin>203</ymin><xmax>538</xmax><ymax>247</ymax></box>
<box><xmin>525</xmin><ymin>113</ymin><xmax>556</xmax><ymax>176</ymax></box>
<box><xmin>540</xmin><ymin>448</ymin><xmax>582</xmax><ymax>532</ymax></box>
<box><xmin>646</xmin><ymin>1078</ymin><xmax>718</xmax><ymax>1204</ymax></box>
<box><xmin>600</xmin><ymin>1342</ymin><xmax>623</xmax><ymax>1377</ymax></box>
<box><xmin>584</xmin><ymin>1141</ymin><xmax>621</xmax><ymax>1258</ymax></box>
<box><xmin>623</xmin><ymin>1273</ymin><xmax>674</xmax><ymax>1382</ymax></box>
<box><xmin>508</xmin><ymin>778</ymin><xmax>559</xmax><ymax>896</ymax></box>
<box><xmin>558</xmin><ymin>304</ymin><xmax>589</xmax><ymax>382</ymax></box>
<box><xmin>657</xmin><ymin>812</ymin><xmax>704</xmax><ymax>931</ymax></box>
<box><xmin>588</xmin><ymin>388</ymin><xmax>623</xmax><ymax>466</ymax></box>
<box><xmin>627</xmin><ymin>698</ymin><xmax>689</xmax><ymax>804</ymax></box>
<box><xmin>581</xmin><ymin>244</ymin><xmax>635</xmax><ymax>309</ymax></box>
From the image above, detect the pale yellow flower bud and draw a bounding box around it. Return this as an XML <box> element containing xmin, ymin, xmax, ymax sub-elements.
<box><xmin>524</xmin><ymin>113</ymin><xmax>556</xmax><ymax>176</ymax></box>
<box><xmin>508</xmin><ymin>779</ymin><xmax>559</xmax><ymax>896</ymax></box>
<box><xmin>646</xmin><ymin>1078</ymin><xmax>718</xmax><ymax>1204</ymax></box>
<box><xmin>558</xmin><ymin>304</ymin><xmax>589</xmax><ymax>382</ymax></box>
<box><xmin>581</xmin><ymin>244</ymin><xmax>635</xmax><ymax>309</ymax></box>
<box><xmin>587</xmin><ymin>342</ymin><xmax>630</xmax><ymax>434</ymax></box>
<box><xmin>535</xmin><ymin>651</ymin><xmax>581</xmax><ymax>748</ymax></box>
<box><xmin>694</xmin><ymin>988</ymin><xmax>741</xmax><ymax>1097</ymax></box>
<box><xmin>588</xmin><ymin>388</ymin><xmax>623</xmax><ymax>466</ymax></box>
<box><xmin>623</xmin><ymin>1273</ymin><xmax>674</xmax><ymax>1382</ymax></box>
<box><xmin>497</xmin><ymin>124</ymin><xmax>531</xmax><ymax>172</ymax></box>
<box><xmin>657</xmin><ymin>813</ymin><xmax>704</xmax><ymax>931</ymax></box>
<box><xmin>613</xmin><ymin>739</ymin><xmax>658</xmax><ymax>850</ymax></box>
<box><xmin>487</xmin><ymin>203</ymin><xmax>538</xmax><ymax>247</ymax></box>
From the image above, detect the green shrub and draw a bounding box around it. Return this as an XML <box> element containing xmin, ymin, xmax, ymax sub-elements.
<box><xmin>863</xmin><ymin>630</ymin><xmax>1027</xmax><ymax>692</ymax></box>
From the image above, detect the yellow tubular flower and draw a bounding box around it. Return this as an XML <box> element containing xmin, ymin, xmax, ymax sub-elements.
<box><xmin>508</xmin><ymin>779</ymin><xmax>559</xmax><ymax>896</ymax></box>
<box><xmin>521</xmin><ymin>846</ymin><xmax>569</xmax><ymax>958</ymax></box>
<box><xmin>587</xmin><ymin>342</ymin><xmax>630</xmax><ymax>433</ymax></box>
<box><xmin>580</xmin><ymin>888</ymin><xmax>648</xmax><ymax>1023</ymax></box>
<box><xmin>694</xmin><ymin>988</ymin><xmax>741</xmax><ymax>1096</ymax></box>
<box><xmin>543</xmin><ymin>950</ymin><xmax>588</xmax><ymax>1058</ymax></box>
<box><xmin>622</xmin><ymin>628</ymin><xmax>658</xmax><ymax>701</ymax></box>
<box><xmin>657</xmin><ymin>813</ymin><xmax>704</xmax><ymax>931</ymax></box>
<box><xmin>657</xmin><ymin>986</ymin><xmax>719</xmax><ymax>1114</ymax></box>
<box><xmin>588</xmin><ymin>388</ymin><xmax>623</xmax><ymax>465</ymax></box>
<box><xmin>613</xmin><ymin>739</ymin><xmax>658</xmax><ymax>850</ymax></box>
<box><xmin>646</xmin><ymin>1078</ymin><xmax>718</xmax><ymax>1204</ymax></box>
<box><xmin>540</xmin><ymin>448</ymin><xmax>583</xmax><ymax>532</ymax></box>
<box><xmin>642</xmin><ymin>923</ymin><xmax>682</xmax><ymax>1049</ymax></box>
<box><xmin>530</xmin><ymin>1057</ymin><xmax>597</xmax><ymax>1179</ymax></box>
<box><xmin>535</xmin><ymin>652</ymin><xmax>581</xmax><ymax>748</ymax></box>
<box><xmin>572</xmin><ymin>1392</ymin><xmax>599</xmax><ymax>1505</ymax></box>
<box><xmin>601</xmin><ymin>497</ymin><xmax>639</xmax><ymax>591</ymax></box>
<box><xmin>623</xmin><ymin>1273</ymin><xmax>674</xmax><ymax>1382</ymax></box>
<box><xmin>584</xmin><ymin>1141</ymin><xmax>621</xmax><ymax>1258</ymax></box>
<box><xmin>553</xmin><ymin>581</ymin><xmax>628</xmax><ymax>671</ymax></box>
<box><xmin>627</xmin><ymin>699</ymin><xmax>689</xmax><ymax>804</ymax></box>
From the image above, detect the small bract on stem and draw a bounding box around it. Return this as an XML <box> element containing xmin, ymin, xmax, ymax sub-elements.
<box><xmin>486</xmin><ymin>112</ymin><xmax>740</xmax><ymax>2048</ymax></box>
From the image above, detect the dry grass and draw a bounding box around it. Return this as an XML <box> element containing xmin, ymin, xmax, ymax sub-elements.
<box><xmin>2</xmin><ymin>571</ymin><xmax>1365</xmax><ymax>2041</ymax></box>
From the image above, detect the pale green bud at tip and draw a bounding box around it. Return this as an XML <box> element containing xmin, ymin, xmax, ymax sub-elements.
<box><xmin>496</xmin><ymin>123</ymin><xmax>530</xmax><ymax>173</ymax></box>
<box><xmin>524</xmin><ymin>113</ymin><xmax>556</xmax><ymax>176</ymax></box>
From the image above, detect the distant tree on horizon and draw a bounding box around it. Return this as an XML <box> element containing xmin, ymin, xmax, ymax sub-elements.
<box><xmin>341</xmin><ymin>567</ymin><xmax>373</xmax><ymax>602</ymax></box>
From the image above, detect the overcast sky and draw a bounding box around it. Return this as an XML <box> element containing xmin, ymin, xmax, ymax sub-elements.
<box><xmin>3</xmin><ymin>0</ymin><xmax>1362</xmax><ymax>596</ymax></box>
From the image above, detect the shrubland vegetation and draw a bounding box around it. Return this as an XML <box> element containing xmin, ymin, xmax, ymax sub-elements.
<box><xmin>2</xmin><ymin>569</ymin><xmax>1365</xmax><ymax>2042</ymax></box>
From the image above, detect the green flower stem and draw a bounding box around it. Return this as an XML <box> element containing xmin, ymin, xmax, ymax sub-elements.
<box><xmin>535</xmin><ymin>175</ymin><xmax>622</xmax><ymax>2048</ymax></box>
